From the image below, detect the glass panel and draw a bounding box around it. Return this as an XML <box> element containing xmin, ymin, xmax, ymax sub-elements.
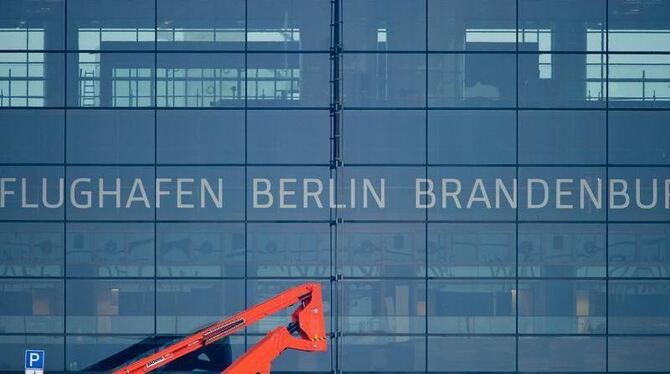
<box><xmin>67</xmin><ymin>110</ymin><xmax>154</xmax><ymax>164</ymax></box>
<box><xmin>428</xmin><ymin>280</ymin><xmax>515</xmax><ymax>334</ymax></box>
<box><xmin>608</xmin><ymin>54</ymin><xmax>670</xmax><ymax>107</ymax></box>
<box><xmin>344</xmin><ymin>110</ymin><xmax>426</xmax><ymax>164</ymax></box>
<box><xmin>428</xmin><ymin>53</ymin><xmax>516</xmax><ymax>107</ymax></box>
<box><xmin>0</xmin><ymin>166</ymin><xmax>65</xmax><ymax>220</ymax></box>
<box><xmin>518</xmin><ymin>223</ymin><xmax>606</xmax><ymax>277</ymax></box>
<box><xmin>344</xmin><ymin>54</ymin><xmax>426</xmax><ymax>107</ymax></box>
<box><xmin>247</xmin><ymin>0</ymin><xmax>330</xmax><ymax>51</ymax></box>
<box><xmin>66</xmin><ymin>223</ymin><xmax>154</xmax><ymax>277</ymax></box>
<box><xmin>0</xmin><ymin>222</ymin><xmax>63</xmax><ymax>277</ymax></box>
<box><xmin>157</xmin><ymin>279</ymin><xmax>245</xmax><ymax>334</ymax></box>
<box><xmin>428</xmin><ymin>336</ymin><xmax>515</xmax><ymax>372</ymax></box>
<box><xmin>157</xmin><ymin>110</ymin><xmax>245</xmax><ymax>164</ymax></box>
<box><xmin>609</xmin><ymin>280</ymin><xmax>670</xmax><ymax>334</ymax></box>
<box><xmin>67</xmin><ymin>0</ymin><xmax>155</xmax><ymax>51</ymax></box>
<box><xmin>247</xmin><ymin>223</ymin><xmax>330</xmax><ymax>277</ymax></box>
<box><xmin>609</xmin><ymin>224</ymin><xmax>670</xmax><ymax>278</ymax></box>
<box><xmin>518</xmin><ymin>280</ymin><xmax>606</xmax><ymax>334</ymax></box>
<box><xmin>341</xmin><ymin>335</ymin><xmax>425</xmax><ymax>372</ymax></box>
<box><xmin>0</xmin><ymin>280</ymin><xmax>63</xmax><ymax>333</ymax></box>
<box><xmin>428</xmin><ymin>223</ymin><xmax>516</xmax><ymax>278</ymax></box>
<box><xmin>519</xmin><ymin>111</ymin><xmax>606</xmax><ymax>164</ymax></box>
<box><xmin>157</xmin><ymin>223</ymin><xmax>244</xmax><ymax>277</ymax></box>
<box><xmin>519</xmin><ymin>53</ymin><xmax>605</xmax><ymax>107</ymax></box>
<box><xmin>66</xmin><ymin>279</ymin><xmax>154</xmax><ymax>334</ymax></box>
<box><xmin>608</xmin><ymin>167</ymin><xmax>670</xmax><ymax>222</ymax></box>
<box><xmin>247</xmin><ymin>54</ymin><xmax>330</xmax><ymax>107</ymax></box>
<box><xmin>609</xmin><ymin>0</ymin><xmax>670</xmax><ymax>52</ymax></box>
<box><xmin>343</xmin><ymin>0</ymin><xmax>426</xmax><ymax>51</ymax></box>
<box><xmin>609</xmin><ymin>336</ymin><xmax>670</xmax><ymax>372</ymax></box>
<box><xmin>519</xmin><ymin>337</ymin><xmax>606</xmax><ymax>372</ymax></box>
<box><xmin>157</xmin><ymin>0</ymin><xmax>245</xmax><ymax>51</ymax></box>
<box><xmin>247</xmin><ymin>111</ymin><xmax>330</xmax><ymax>164</ymax></box>
<box><xmin>0</xmin><ymin>0</ymin><xmax>64</xmax><ymax>50</ymax></box>
<box><xmin>519</xmin><ymin>0</ymin><xmax>606</xmax><ymax>52</ymax></box>
<box><xmin>66</xmin><ymin>335</ymin><xmax>155</xmax><ymax>372</ymax></box>
<box><xmin>340</xmin><ymin>223</ymin><xmax>425</xmax><ymax>277</ymax></box>
<box><xmin>156</xmin><ymin>53</ymin><xmax>244</xmax><ymax>108</ymax></box>
<box><xmin>342</xmin><ymin>280</ymin><xmax>426</xmax><ymax>334</ymax></box>
<box><xmin>429</xmin><ymin>110</ymin><xmax>516</xmax><ymax>164</ymax></box>
<box><xmin>0</xmin><ymin>336</ymin><xmax>64</xmax><ymax>372</ymax></box>
<box><xmin>0</xmin><ymin>110</ymin><xmax>64</xmax><ymax>163</ymax></box>
<box><xmin>610</xmin><ymin>111</ymin><xmax>670</xmax><ymax>164</ymax></box>
<box><xmin>248</xmin><ymin>334</ymin><xmax>331</xmax><ymax>371</ymax></box>
<box><xmin>0</xmin><ymin>52</ymin><xmax>64</xmax><ymax>107</ymax></box>
<box><xmin>428</xmin><ymin>0</ymin><xmax>516</xmax><ymax>51</ymax></box>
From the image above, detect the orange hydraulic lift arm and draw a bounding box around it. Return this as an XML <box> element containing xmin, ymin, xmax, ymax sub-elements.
<box><xmin>112</xmin><ymin>283</ymin><xmax>327</xmax><ymax>374</ymax></box>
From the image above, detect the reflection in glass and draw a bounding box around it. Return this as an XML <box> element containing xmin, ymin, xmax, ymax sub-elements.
<box><xmin>609</xmin><ymin>224</ymin><xmax>670</xmax><ymax>278</ymax></box>
<box><xmin>0</xmin><ymin>223</ymin><xmax>63</xmax><ymax>277</ymax></box>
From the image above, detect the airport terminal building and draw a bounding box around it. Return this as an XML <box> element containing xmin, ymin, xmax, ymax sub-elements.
<box><xmin>1</xmin><ymin>0</ymin><xmax>670</xmax><ymax>372</ymax></box>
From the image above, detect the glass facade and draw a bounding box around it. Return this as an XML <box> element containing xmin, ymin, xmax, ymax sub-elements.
<box><xmin>1</xmin><ymin>0</ymin><xmax>670</xmax><ymax>372</ymax></box>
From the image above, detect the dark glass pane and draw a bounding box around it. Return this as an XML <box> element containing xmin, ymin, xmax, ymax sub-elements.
<box><xmin>247</xmin><ymin>334</ymin><xmax>331</xmax><ymax>372</ymax></box>
<box><xmin>341</xmin><ymin>335</ymin><xmax>425</xmax><ymax>372</ymax></box>
<box><xmin>609</xmin><ymin>0</ymin><xmax>670</xmax><ymax>52</ymax></box>
<box><xmin>519</xmin><ymin>337</ymin><xmax>606</xmax><ymax>372</ymax></box>
<box><xmin>66</xmin><ymin>279</ymin><xmax>154</xmax><ymax>334</ymax></box>
<box><xmin>519</xmin><ymin>111</ymin><xmax>606</xmax><ymax>164</ymax></box>
<box><xmin>0</xmin><ymin>280</ymin><xmax>64</xmax><ymax>333</ymax></box>
<box><xmin>428</xmin><ymin>223</ymin><xmax>516</xmax><ymax>278</ymax></box>
<box><xmin>609</xmin><ymin>280</ymin><xmax>670</xmax><ymax>334</ymax></box>
<box><xmin>429</xmin><ymin>53</ymin><xmax>516</xmax><ymax>107</ymax></box>
<box><xmin>609</xmin><ymin>337</ymin><xmax>670</xmax><ymax>372</ymax></box>
<box><xmin>247</xmin><ymin>111</ymin><xmax>330</xmax><ymax>164</ymax></box>
<box><xmin>610</xmin><ymin>111</ymin><xmax>670</xmax><ymax>164</ymax></box>
<box><xmin>157</xmin><ymin>223</ymin><xmax>245</xmax><ymax>277</ymax></box>
<box><xmin>0</xmin><ymin>222</ymin><xmax>63</xmax><ymax>277</ymax></box>
<box><xmin>0</xmin><ymin>336</ymin><xmax>64</xmax><ymax>372</ymax></box>
<box><xmin>67</xmin><ymin>110</ymin><xmax>154</xmax><ymax>164</ymax></box>
<box><xmin>66</xmin><ymin>223</ymin><xmax>154</xmax><ymax>277</ymax></box>
<box><xmin>0</xmin><ymin>110</ymin><xmax>64</xmax><ymax>163</ymax></box>
<box><xmin>1</xmin><ymin>0</ymin><xmax>65</xmax><ymax>50</ymax></box>
<box><xmin>609</xmin><ymin>224</ymin><xmax>670</xmax><ymax>278</ymax></box>
<box><xmin>345</xmin><ymin>110</ymin><xmax>425</xmax><ymax>164</ymax></box>
<box><xmin>66</xmin><ymin>335</ymin><xmax>155</xmax><ymax>372</ymax></box>
<box><xmin>428</xmin><ymin>0</ymin><xmax>516</xmax><ymax>51</ymax></box>
<box><xmin>429</xmin><ymin>110</ymin><xmax>516</xmax><ymax>164</ymax></box>
<box><xmin>344</xmin><ymin>53</ymin><xmax>426</xmax><ymax>107</ymax></box>
<box><xmin>343</xmin><ymin>0</ymin><xmax>426</xmax><ymax>51</ymax></box>
<box><xmin>428</xmin><ymin>336</ymin><xmax>515</xmax><ymax>372</ymax></box>
<box><xmin>247</xmin><ymin>223</ymin><xmax>330</xmax><ymax>277</ymax></box>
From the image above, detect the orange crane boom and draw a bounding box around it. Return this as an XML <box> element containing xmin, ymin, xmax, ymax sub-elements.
<box><xmin>112</xmin><ymin>283</ymin><xmax>327</xmax><ymax>374</ymax></box>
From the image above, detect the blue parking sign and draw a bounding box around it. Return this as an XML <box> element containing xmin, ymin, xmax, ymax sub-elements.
<box><xmin>25</xmin><ymin>350</ymin><xmax>45</xmax><ymax>370</ymax></box>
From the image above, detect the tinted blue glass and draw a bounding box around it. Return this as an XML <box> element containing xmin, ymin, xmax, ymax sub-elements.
<box><xmin>66</xmin><ymin>166</ymin><xmax>154</xmax><ymax>221</ymax></box>
<box><xmin>608</xmin><ymin>54</ymin><xmax>670</xmax><ymax>108</ymax></box>
<box><xmin>67</xmin><ymin>0</ymin><xmax>155</xmax><ymax>50</ymax></box>
<box><xmin>609</xmin><ymin>337</ymin><xmax>670</xmax><ymax>372</ymax></box>
<box><xmin>608</xmin><ymin>167</ymin><xmax>670</xmax><ymax>222</ymax></box>
<box><xmin>428</xmin><ymin>336</ymin><xmax>515</xmax><ymax>372</ymax></box>
<box><xmin>519</xmin><ymin>53</ymin><xmax>606</xmax><ymax>108</ymax></box>
<box><xmin>429</xmin><ymin>110</ymin><xmax>516</xmax><ymax>164</ymax></box>
<box><xmin>66</xmin><ymin>279</ymin><xmax>154</xmax><ymax>334</ymax></box>
<box><xmin>247</xmin><ymin>0</ymin><xmax>330</xmax><ymax>51</ymax></box>
<box><xmin>67</xmin><ymin>52</ymin><xmax>155</xmax><ymax>107</ymax></box>
<box><xmin>0</xmin><ymin>222</ymin><xmax>63</xmax><ymax>277</ymax></box>
<box><xmin>67</xmin><ymin>110</ymin><xmax>154</xmax><ymax>164</ymax></box>
<box><xmin>428</xmin><ymin>0</ymin><xmax>516</xmax><ymax>51</ymax></box>
<box><xmin>157</xmin><ymin>279</ymin><xmax>245</xmax><ymax>334</ymax></box>
<box><xmin>1</xmin><ymin>0</ymin><xmax>65</xmax><ymax>50</ymax></box>
<box><xmin>0</xmin><ymin>110</ymin><xmax>64</xmax><ymax>163</ymax></box>
<box><xmin>157</xmin><ymin>110</ymin><xmax>245</xmax><ymax>164</ymax></box>
<box><xmin>610</xmin><ymin>111</ymin><xmax>670</xmax><ymax>164</ymax></box>
<box><xmin>156</xmin><ymin>166</ymin><xmax>244</xmax><ymax>221</ymax></box>
<box><xmin>428</xmin><ymin>223</ymin><xmax>516</xmax><ymax>277</ymax></box>
<box><xmin>343</xmin><ymin>0</ymin><xmax>426</xmax><ymax>51</ymax></box>
<box><xmin>247</xmin><ymin>334</ymin><xmax>331</xmax><ymax>371</ymax></box>
<box><xmin>342</xmin><ymin>280</ymin><xmax>426</xmax><ymax>334</ymax></box>
<box><xmin>609</xmin><ymin>223</ymin><xmax>670</xmax><ymax>278</ymax></box>
<box><xmin>0</xmin><ymin>166</ymin><xmax>64</xmax><ymax>220</ymax></box>
<box><xmin>519</xmin><ymin>111</ymin><xmax>606</xmax><ymax>164</ymax></box>
<box><xmin>518</xmin><ymin>223</ymin><xmax>606</xmax><ymax>277</ymax></box>
<box><xmin>609</xmin><ymin>280</ymin><xmax>670</xmax><ymax>334</ymax></box>
<box><xmin>157</xmin><ymin>0</ymin><xmax>245</xmax><ymax>51</ymax></box>
<box><xmin>0</xmin><ymin>336</ymin><xmax>64</xmax><ymax>372</ymax></box>
<box><xmin>519</xmin><ymin>0</ymin><xmax>606</xmax><ymax>52</ymax></box>
<box><xmin>428</xmin><ymin>280</ymin><xmax>515</xmax><ymax>333</ymax></box>
<box><xmin>427</xmin><ymin>166</ymin><xmax>517</xmax><ymax>221</ymax></box>
<box><xmin>0</xmin><ymin>52</ymin><xmax>65</xmax><ymax>107</ymax></box>
<box><xmin>609</xmin><ymin>0</ymin><xmax>670</xmax><ymax>52</ymax></box>
<box><xmin>66</xmin><ymin>335</ymin><xmax>154</xmax><ymax>371</ymax></box>
<box><xmin>340</xmin><ymin>223</ymin><xmax>425</xmax><ymax>277</ymax></box>
<box><xmin>0</xmin><ymin>280</ymin><xmax>63</xmax><ymax>333</ymax></box>
<box><xmin>519</xmin><ymin>167</ymin><xmax>606</xmax><ymax>221</ymax></box>
<box><xmin>341</xmin><ymin>335</ymin><xmax>425</xmax><ymax>372</ymax></box>
<box><xmin>247</xmin><ymin>111</ymin><xmax>330</xmax><ymax>164</ymax></box>
<box><xmin>157</xmin><ymin>223</ymin><xmax>244</xmax><ymax>277</ymax></box>
<box><xmin>518</xmin><ymin>280</ymin><xmax>606</xmax><ymax>334</ymax></box>
<box><xmin>429</xmin><ymin>53</ymin><xmax>516</xmax><ymax>107</ymax></box>
<box><xmin>519</xmin><ymin>337</ymin><xmax>606</xmax><ymax>372</ymax></box>
<box><xmin>247</xmin><ymin>223</ymin><xmax>330</xmax><ymax>277</ymax></box>
<box><xmin>66</xmin><ymin>223</ymin><xmax>154</xmax><ymax>277</ymax></box>
<box><xmin>344</xmin><ymin>110</ymin><xmax>426</xmax><ymax>164</ymax></box>
<box><xmin>344</xmin><ymin>54</ymin><xmax>426</xmax><ymax>107</ymax></box>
